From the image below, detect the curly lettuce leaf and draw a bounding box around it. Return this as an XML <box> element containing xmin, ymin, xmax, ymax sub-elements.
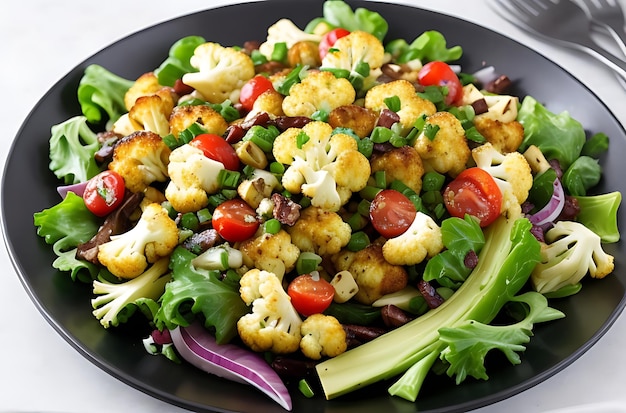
<box><xmin>423</xmin><ymin>215</ymin><xmax>485</xmax><ymax>289</ymax></box>
<box><xmin>518</xmin><ymin>96</ymin><xmax>586</xmax><ymax>170</ymax></box>
<box><xmin>385</xmin><ymin>31</ymin><xmax>463</xmax><ymax>64</ymax></box>
<box><xmin>562</xmin><ymin>155</ymin><xmax>601</xmax><ymax>196</ymax></box>
<box><xmin>305</xmin><ymin>0</ymin><xmax>388</xmax><ymax>41</ymax></box>
<box><xmin>438</xmin><ymin>292</ymin><xmax>564</xmax><ymax>383</ymax></box>
<box><xmin>77</xmin><ymin>64</ymin><xmax>134</xmax><ymax>125</ymax></box>
<box><xmin>49</xmin><ymin>116</ymin><xmax>102</xmax><ymax>184</ymax></box>
<box><xmin>34</xmin><ymin>192</ymin><xmax>100</xmax><ymax>281</ymax></box>
<box><xmin>155</xmin><ymin>247</ymin><xmax>248</xmax><ymax>344</ymax></box>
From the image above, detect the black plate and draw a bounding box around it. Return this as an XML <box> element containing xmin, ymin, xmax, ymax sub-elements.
<box><xmin>3</xmin><ymin>1</ymin><xmax>625</xmax><ymax>412</ymax></box>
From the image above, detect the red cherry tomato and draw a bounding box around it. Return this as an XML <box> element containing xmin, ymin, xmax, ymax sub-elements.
<box><xmin>319</xmin><ymin>28</ymin><xmax>351</xmax><ymax>60</ymax></box>
<box><xmin>443</xmin><ymin>167</ymin><xmax>503</xmax><ymax>227</ymax></box>
<box><xmin>418</xmin><ymin>61</ymin><xmax>463</xmax><ymax>106</ymax></box>
<box><xmin>83</xmin><ymin>170</ymin><xmax>126</xmax><ymax>217</ymax></box>
<box><xmin>369</xmin><ymin>189</ymin><xmax>417</xmax><ymax>239</ymax></box>
<box><xmin>239</xmin><ymin>75</ymin><xmax>275</xmax><ymax>112</ymax></box>
<box><xmin>212</xmin><ymin>199</ymin><xmax>260</xmax><ymax>242</ymax></box>
<box><xmin>287</xmin><ymin>273</ymin><xmax>335</xmax><ymax>316</ymax></box>
<box><xmin>189</xmin><ymin>133</ymin><xmax>240</xmax><ymax>171</ymax></box>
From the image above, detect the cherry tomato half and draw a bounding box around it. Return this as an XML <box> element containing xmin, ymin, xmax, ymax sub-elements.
<box><xmin>189</xmin><ymin>133</ymin><xmax>240</xmax><ymax>171</ymax></box>
<box><xmin>318</xmin><ymin>28</ymin><xmax>351</xmax><ymax>60</ymax></box>
<box><xmin>83</xmin><ymin>170</ymin><xmax>126</xmax><ymax>217</ymax></box>
<box><xmin>443</xmin><ymin>167</ymin><xmax>503</xmax><ymax>227</ymax></box>
<box><xmin>239</xmin><ymin>75</ymin><xmax>275</xmax><ymax>112</ymax></box>
<box><xmin>287</xmin><ymin>273</ymin><xmax>335</xmax><ymax>316</ymax></box>
<box><xmin>369</xmin><ymin>189</ymin><xmax>417</xmax><ymax>239</ymax></box>
<box><xmin>212</xmin><ymin>199</ymin><xmax>260</xmax><ymax>242</ymax></box>
<box><xmin>418</xmin><ymin>61</ymin><xmax>463</xmax><ymax>106</ymax></box>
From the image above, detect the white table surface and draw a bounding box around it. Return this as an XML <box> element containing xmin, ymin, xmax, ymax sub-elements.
<box><xmin>2</xmin><ymin>1</ymin><xmax>626</xmax><ymax>412</ymax></box>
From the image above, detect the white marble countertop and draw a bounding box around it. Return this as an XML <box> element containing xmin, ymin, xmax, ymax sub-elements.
<box><xmin>2</xmin><ymin>1</ymin><xmax>626</xmax><ymax>412</ymax></box>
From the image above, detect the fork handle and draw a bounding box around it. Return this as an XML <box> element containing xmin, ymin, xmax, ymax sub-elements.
<box><xmin>568</xmin><ymin>35</ymin><xmax>626</xmax><ymax>79</ymax></box>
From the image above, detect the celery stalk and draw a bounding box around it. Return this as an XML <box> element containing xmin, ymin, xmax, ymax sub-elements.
<box><xmin>316</xmin><ymin>213</ymin><xmax>542</xmax><ymax>400</ymax></box>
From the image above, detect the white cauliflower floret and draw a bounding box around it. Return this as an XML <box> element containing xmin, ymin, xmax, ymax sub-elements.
<box><xmin>168</xmin><ymin>104</ymin><xmax>229</xmax><ymax>138</ymax></box>
<box><xmin>258</xmin><ymin>18</ymin><xmax>322</xmax><ymax>60</ymax></box>
<box><xmin>239</xmin><ymin>229</ymin><xmax>301</xmax><ymax>281</ymax></box>
<box><xmin>127</xmin><ymin>88</ymin><xmax>177</xmax><ymax>137</ymax></box>
<box><xmin>321</xmin><ymin>30</ymin><xmax>385</xmax><ymax>92</ymax></box>
<box><xmin>108</xmin><ymin>131</ymin><xmax>171</xmax><ymax>193</ymax></box>
<box><xmin>92</xmin><ymin>257</ymin><xmax>171</xmax><ymax>328</ymax></box>
<box><xmin>287</xmin><ymin>206</ymin><xmax>351</xmax><ymax>256</ymax></box>
<box><xmin>413</xmin><ymin>111</ymin><xmax>470</xmax><ymax>177</ymax></box>
<box><xmin>472</xmin><ymin>142</ymin><xmax>533</xmax><ymax>214</ymax></box>
<box><xmin>282</xmin><ymin>71</ymin><xmax>356</xmax><ymax>118</ymax></box>
<box><xmin>382</xmin><ymin>211</ymin><xmax>444</xmax><ymax>266</ymax></box>
<box><xmin>299</xmin><ymin>314</ymin><xmax>347</xmax><ymax>360</ymax></box>
<box><xmin>97</xmin><ymin>203</ymin><xmax>179</xmax><ymax>279</ymax></box>
<box><xmin>165</xmin><ymin>144</ymin><xmax>225</xmax><ymax>213</ymax></box>
<box><xmin>273</xmin><ymin>121</ymin><xmax>370</xmax><ymax>212</ymax></box>
<box><xmin>531</xmin><ymin>221</ymin><xmax>615</xmax><ymax>294</ymax></box>
<box><xmin>237</xmin><ymin>269</ymin><xmax>303</xmax><ymax>354</ymax></box>
<box><xmin>332</xmin><ymin>243</ymin><xmax>408</xmax><ymax>305</ymax></box>
<box><xmin>182</xmin><ymin>42</ymin><xmax>255</xmax><ymax>104</ymax></box>
<box><xmin>192</xmin><ymin>244</ymin><xmax>243</xmax><ymax>271</ymax></box>
<box><xmin>365</xmin><ymin>79</ymin><xmax>437</xmax><ymax>134</ymax></box>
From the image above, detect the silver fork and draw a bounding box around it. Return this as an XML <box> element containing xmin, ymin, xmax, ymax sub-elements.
<box><xmin>493</xmin><ymin>0</ymin><xmax>626</xmax><ymax>79</ymax></box>
<box><xmin>577</xmin><ymin>0</ymin><xmax>626</xmax><ymax>54</ymax></box>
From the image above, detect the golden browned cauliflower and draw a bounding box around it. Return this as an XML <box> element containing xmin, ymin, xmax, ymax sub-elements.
<box><xmin>239</xmin><ymin>229</ymin><xmax>301</xmax><ymax>281</ymax></box>
<box><xmin>474</xmin><ymin>116</ymin><xmax>525</xmax><ymax>154</ymax></box>
<box><xmin>413</xmin><ymin>111</ymin><xmax>470</xmax><ymax>177</ymax></box>
<box><xmin>364</xmin><ymin>80</ymin><xmax>437</xmax><ymax>134</ymax></box>
<box><xmin>168</xmin><ymin>104</ymin><xmax>229</xmax><ymax>138</ymax></box>
<box><xmin>287</xmin><ymin>206</ymin><xmax>351</xmax><ymax>256</ymax></box>
<box><xmin>370</xmin><ymin>146</ymin><xmax>424</xmax><ymax>194</ymax></box>
<box><xmin>108</xmin><ymin>131</ymin><xmax>171</xmax><ymax>193</ymax></box>
<box><xmin>182</xmin><ymin>42</ymin><xmax>255</xmax><ymax>104</ymax></box>
<box><xmin>299</xmin><ymin>314</ymin><xmax>347</xmax><ymax>360</ymax></box>
<box><xmin>124</xmin><ymin>72</ymin><xmax>163</xmax><ymax>110</ymax></box>
<box><xmin>282</xmin><ymin>71</ymin><xmax>356</xmax><ymax>118</ymax></box>
<box><xmin>332</xmin><ymin>243</ymin><xmax>408</xmax><ymax>305</ymax></box>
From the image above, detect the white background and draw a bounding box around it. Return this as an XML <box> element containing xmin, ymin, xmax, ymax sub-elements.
<box><xmin>1</xmin><ymin>1</ymin><xmax>626</xmax><ymax>412</ymax></box>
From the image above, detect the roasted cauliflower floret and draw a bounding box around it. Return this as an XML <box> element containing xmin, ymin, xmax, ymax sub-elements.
<box><xmin>168</xmin><ymin>104</ymin><xmax>229</xmax><ymax>138</ymax></box>
<box><xmin>273</xmin><ymin>121</ymin><xmax>370</xmax><ymax>211</ymax></box>
<box><xmin>365</xmin><ymin>80</ymin><xmax>437</xmax><ymax>134</ymax></box>
<box><xmin>244</xmin><ymin>88</ymin><xmax>285</xmax><ymax>121</ymax></box>
<box><xmin>282</xmin><ymin>71</ymin><xmax>356</xmax><ymax>118</ymax></box>
<box><xmin>382</xmin><ymin>211</ymin><xmax>444</xmax><ymax>266</ymax></box>
<box><xmin>124</xmin><ymin>72</ymin><xmax>163</xmax><ymax>110</ymax></box>
<box><xmin>474</xmin><ymin>116</ymin><xmax>525</xmax><ymax>154</ymax></box>
<box><xmin>299</xmin><ymin>314</ymin><xmax>347</xmax><ymax>360</ymax></box>
<box><xmin>182</xmin><ymin>42</ymin><xmax>255</xmax><ymax>104</ymax></box>
<box><xmin>287</xmin><ymin>206</ymin><xmax>351</xmax><ymax>256</ymax></box>
<box><xmin>258</xmin><ymin>18</ymin><xmax>322</xmax><ymax>61</ymax></box>
<box><xmin>321</xmin><ymin>30</ymin><xmax>385</xmax><ymax>92</ymax></box>
<box><xmin>97</xmin><ymin>203</ymin><xmax>179</xmax><ymax>279</ymax></box>
<box><xmin>472</xmin><ymin>142</ymin><xmax>533</xmax><ymax>214</ymax></box>
<box><xmin>108</xmin><ymin>131</ymin><xmax>171</xmax><ymax>193</ymax></box>
<box><xmin>165</xmin><ymin>144</ymin><xmax>225</xmax><ymax>213</ymax></box>
<box><xmin>237</xmin><ymin>269</ymin><xmax>303</xmax><ymax>354</ymax></box>
<box><xmin>239</xmin><ymin>229</ymin><xmax>301</xmax><ymax>280</ymax></box>
<box><xmin>531</xmin><ymin>221</ymin><xmax>615</xmax><ymax>294</ymax></box>
<box><xmin>370</xmin><ymin>146</ymin><xmax>424</xmax><ymax>194</ymax></box>
<box><xmin>332</xmin><ymin>243</ymin><xmax>408</xmax><ymax>305</ymax></box>
<box><xmin>127</xmin><ymin>87</ymin><xmax>177</xmax><ymax>137</ymax></box>
<box><xmin>413</xmin><ymin>111</ymin><xmax>470</xmax><ymax>177</ymax></box>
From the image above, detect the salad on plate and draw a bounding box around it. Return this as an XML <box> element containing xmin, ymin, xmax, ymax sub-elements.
<box><xmin>32</xmin><ymin>0</ymin><xmax>622</xmax><ymax>410</ymax></box>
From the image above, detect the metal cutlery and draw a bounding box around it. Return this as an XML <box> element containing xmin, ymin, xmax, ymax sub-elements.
<box><xmin>577</xmin><ymin>0</ymin><xmax>626</xmax><ymax>54</ymax></box>
<box><xmin>492</xmin><ymin>0</ymin><xmax>626</xmax><ymax>79</ymax></box>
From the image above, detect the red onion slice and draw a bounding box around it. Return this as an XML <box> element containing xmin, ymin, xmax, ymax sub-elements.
<box><xmin>56</xmin><ymin>181</ymin><xmax>88</xmax><ymax>198</ymax></box>
<box><xmin>529</xmin><ymin>178</ymin><xmax>565</xmax><ymax>226</ymax></box>
<box><xmin>170</xmin><ymin>322</ymin><xmax>292</xmax><ymax>411</ymax></box>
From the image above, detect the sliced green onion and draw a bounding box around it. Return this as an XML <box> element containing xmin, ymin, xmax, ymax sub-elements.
<box><xmin>384</xmin><ymin>95</ymin><xmax>401</xmax><ymax>113</ymax></box>
<box><xmin>181</xmin><ymin>212</ymin><xmax>200</xmax><ymax>231</ymax></box>
<box><xmin>296</xmin><ymin>252</ymin><xmax>323</xmax><ymax>275</ymax></box>
<box><xmin>347</xmin><ymin>231</ymin><xmax>370</xmax><ymax>252</ymax></box>
<box><xmin>359</xmin><ymin>185</ymin><xmax>382</xmax><ymax>201</ymax></box>
<box><xmin>271</xmin><ymin>42</ymin><xmax>288</xmax><ymax>63</ymax></box>
<box><xmin>250</xmin><ymin>49</ymin><xmax>268</xmax><ymax>66</ymax></box>
<box><xmin>422</xmin><ymin>171</ymin><xmax>446</xmax><ymax>192</ymax></box>
<box><xmin>197</xmin><ymin>208</ymin><xmax>212</xmax><ymax>223</ymax></box>
<box><xmin>322</xmin><ymin>68</ymin><xmax>350</xmax><ymax>79</ymax></box>
<box><xmin>423</xmin><ymin>124</ymin><xmax>440</xmax><ymax>141</ymax></box>
<box><xmin>298</xmin><ymin>379</ymin><xmax>315</xmax><ymax>398</ymax></box>
<box><xmin>357</xmin><ymin>199</ymin><xmax>371</xmax><ymax>217</ymax></box>
<box><xmin>217</xmin><ymin>170</ymin><xmax>241</xmax><ymax>189</ymax></box>
<box><xmin>263</xmin><ymin>218</ymin><xmax>281</xmax><ymax>235</ymax></box>
<box><xmin>347</xmin><ymin>213</ymin><xmax>368</xmax><ymax>231</ymax></box>
<box><xmin>296</xmin><ymin>131</ymin><xmax>310</xmax><ymax>149</ymax></box>
<box><xmin>370</xmin><ymin>126</ymin><xmax>393</xmax><ymax>143</ymax></box>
